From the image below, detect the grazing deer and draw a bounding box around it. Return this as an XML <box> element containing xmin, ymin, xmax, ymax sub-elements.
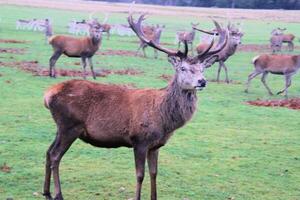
<box><xmin>42</xmin><ymin>14</ymin><xmax>228</xmax><ymax>200</ymax></box>
<box><xmin>245</xmin><ymin>54</ymin><xmax>300</xmax><ymax>97</ymax></box>
<box><xmin>195</xmin><ymin>23</ymin><xmax>243</xmax><ymax>83</ymax></box>
<box><xmin>271</xmin><ymin>28</ymin><xmax>295</xmax><ymax>52</ymax></box>
<box><xmin>48</xmin><ymin>22</ymin><xmax>103</xmax><ymax>79</ymax></box>
<box><xmin>175</xmin><ymin>23</ymin><xmax>199</xmax><ymax>55</ymax></box>
<box><xmin>136</xmin><ymin>24</ymin><xmax>165</xmax><ymax>59</ymax></box>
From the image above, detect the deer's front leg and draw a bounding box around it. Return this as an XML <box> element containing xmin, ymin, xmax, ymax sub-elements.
<box><xmin>133</xmin><ymin>145</ymin><xmax>147</xmax><ymax>200</ymax></box>
<box><xmin>147</xmin><ymin>149</ymin><xmax>159</xmax><ymax>200</ymax></box>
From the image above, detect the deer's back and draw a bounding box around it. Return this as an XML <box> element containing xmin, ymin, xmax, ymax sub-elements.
<box><xmin>254</xmin><ymin>54</ymin><xmax>299</xmax><ymax>74</ymax></box>
<box><xmin>282</xmin><ymin>34</ymin><xmax>295</xmax><ymax>42</ymax></box>
<box><xmin>49</xmin><ymin>35</ymin><xmax>97</xmax><ymax>57</ymax></box>
<box><xmin>44</xmin><ymin>80</ymin><xmax>167</xmax><ymax>148</ymax></box>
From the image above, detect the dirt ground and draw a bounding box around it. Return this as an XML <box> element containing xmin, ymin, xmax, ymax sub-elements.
<box><xmin>247</xmin><ymin>98</ymin><xmax>300</xmax><ymax>110</ymax></box>
<box><xmin>97</xmin><ymin>49</ymin><xmax>137</xmax><ymax>57</ymax></box>
<box><xmin>238</xmin><ymin>44</ymin><xmax>300</xmax><ymax>53</ymax></box>
<box><xmin>0</xmin><ymin>39</ymin><xmax>28</xmax><ymax>44</ymax></box>
<box><xmin>2</xmin><ymin>0</ymin><xmax>300</xmax><ymax>23</ymax></box>
<box><xmin>0</xmin><ymin>60</ymin><xmax>143</xmax><ymax>78</ymax></box>
<box><xmin>0</xmin><ymin>48</ymin><xmax>26</xmax><ymax>54</ymax></box>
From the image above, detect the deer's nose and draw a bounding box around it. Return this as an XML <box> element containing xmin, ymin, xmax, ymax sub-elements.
<box><xmin>198</xmin><ymin>79</ymin><xmax>206</xmax><ymax>87</ymax></box>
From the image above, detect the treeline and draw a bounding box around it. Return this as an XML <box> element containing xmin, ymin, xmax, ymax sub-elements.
<box><xmin>91</xmin><ymin>0</ymin><xmax>300</xmax><ymax>10</ymax></box>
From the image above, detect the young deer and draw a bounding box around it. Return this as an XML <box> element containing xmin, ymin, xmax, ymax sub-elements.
<box><xmin>195</xmin><ymin>23</ymin><xmax>243</xmax><ymax>83</ymax></box>
<box><xmin>136</xmin><ymin>24</ymin><xmax>165</xmax><ymax>59</ymax></box>
<box><xmin>48</xmin><ymin>22</ymin><xmax>103</xmax><ymax>79</ymax></box>
<box><xmin>245</xmin><ymin>54</ymin><xmax>300</xmax><ymax>97</ymax></box>
<box><xmin>176</xmin><ymin>23</ymin><xmax>199</xmax><ymax>55</ymax></box>
<box><xmin>42</xmin><ymin>14</ymin><xmax>228</xmax><ymax>200</ymax></box>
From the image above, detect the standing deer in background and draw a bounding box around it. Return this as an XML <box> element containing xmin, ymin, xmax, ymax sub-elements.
<box><xmin>43</xmin><ymin>19</ymin><xmax>53</xmax><ymax>44</ymax></box>
<box><xmin>270</xmin><ymin>28</ymin><xmax>295</xmax><ymax>52</ymax></box>
<box><xmin>48</xmin><ymin>22</ymin><xmax>103</xmax><ymax>79</ymax></box>
<box><xmin>101</xmin><ymin>23</ymin><xmax>111</xmax><ymax>40</ymax></box>
<box><xmin>136</xmin><ymin>24</ymin><xmax>165</xmax><ymax>59</ymax></box>
<box><xmin>195</xmin><ymin>23</ymin><xmax>244</xmax><ymax>83</ymax></box>
<box><xmin>42</xmin><ymin>13</ymin><xmax>228</xmax><ymax>200</ymax></box>
<box><xmin>175</xmin><ymin>23</ymin><xmax>199</xmax><ymax>55</ymax></box>
<box><xmin>245</xmin><ymin>54</ymin><xmax>300</xmax><ymax>97</ymax></box>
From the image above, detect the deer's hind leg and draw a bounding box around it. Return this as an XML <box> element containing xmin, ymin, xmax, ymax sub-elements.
<box><xmin>277</xmin><ymin>74</ymin><xmax>292</xmax><ymax>98</ymax></box>
<box><xmin>49</xmin><ymin>51</ymin><xmax>62</xmax><ymax>78</ymax></box>
<box><xmin>43</xmin><ymin>135</ymin><xmax>59</xmax><ymax>200</ymax></box>
<box><xmin>48</xmin><ymin>125</ymin><xmax>82</xmax><ymax>200</ymax></box>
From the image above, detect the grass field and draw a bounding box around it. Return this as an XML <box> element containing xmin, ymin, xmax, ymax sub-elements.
<box><xmin>0</xmin><ymin>2</ymin><xmax>300</xmax><ymax>200</ymax></box>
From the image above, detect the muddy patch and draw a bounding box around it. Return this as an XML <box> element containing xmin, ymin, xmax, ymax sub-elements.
<box><xmin>0</xmin><ymin>39</ymin><xmax>28</xmax><ymax>44</ymax></box>
<box><xmin>119</xmin><ymin>40</ymin><xmax>173</xmax><ymax>46</ymax></box>
<box><xmin>238</xmin><ymin>44</ymin><xmax>300</xmax><ymax>53</ymax></box>
<box><xmin>102</xmin><ymin>68</ymin><xmax>143</xmax><ymax>76</ymax></box>
<box><xmin>0</xmin><ymin>48</ymin><xmax>26</xmax><ymax>54</ymax></box>
<box><xmin>0</xmin><ymin>60</ymin><xmax>143</xmax><ymax>78</ymax></box>
<box><xmin>247</xmin><ymin>98</ymin><xmax>300</xmax><ymax>110</ymax></box>
<box><xmin>208</xmin><ymin>79</ymin><xmax>242</xmax><ymax>85</ymax></box>
<box><xmin>98</xmin><ymin>49</ymin><xmax>137</xmax><ymax>57</ymax></box>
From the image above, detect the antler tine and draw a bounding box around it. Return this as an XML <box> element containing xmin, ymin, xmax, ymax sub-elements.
<box><xmin>193</xmin><ymin>27</ymin><xmax>217</xmax><ymax>35</ymax></box>
<box><xmin>198</xmin><ymin>37</ymin><xmax>215</xmax><ymax>58</ymax></box>
<box><xmin>198</xmin><ymin>20</ymin><xmax>229</xmax><ymax>60</ymax></box>
<box><xmin>183</xmin><ymin>40</ymin><xmax>188</xmax><ymax>57</ymax></box>
<box><xmin>128</xmin><ymin>13</ymin><xmax>185</xmax><ymax>58</ymax></box>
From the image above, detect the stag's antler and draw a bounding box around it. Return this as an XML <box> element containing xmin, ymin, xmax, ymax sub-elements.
<box><xmin>197</xmin><ymin>20</ymin><xmax>229</xmax><ymax>60</ymax></box>
<box><xmin>128</xmin><ymin>14</ymin><xmax>188</xmax><ymax>58</ymax></box>
<box><xmin>193</xmin><ymin>27</ymin><xmax>217</xmax><ymax>35</ymax></box>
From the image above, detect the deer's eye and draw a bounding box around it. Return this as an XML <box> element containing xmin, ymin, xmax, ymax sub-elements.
<box><xmin>180</xmin><ymin>67</ymin><xmax>186</xmax><ymax>72</ymax></box>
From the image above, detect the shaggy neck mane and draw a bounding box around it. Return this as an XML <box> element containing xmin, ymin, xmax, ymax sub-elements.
<box><xmin>91</xmin><ymin>37</ymin><xmax>101</xmax><ymax>45</ymax></box>
<box><xmin>160</xmin><ymin>76</ymin><xmax>197</xmax><ymax>133</ymax></box>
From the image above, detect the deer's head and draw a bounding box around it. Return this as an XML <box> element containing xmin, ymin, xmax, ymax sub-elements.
<box><xmin>228</xmin><ymin>24</ymin><xmax>244</xmax><ymax>46</ymax></box>
<box><xmin>89</xmin><ymin>22</ymin><xmax>103</xmax><ymax>41</ymax></box>
<box><xmin>128</xmin><ymin>14</ymin><xmax>228</xmax><ymax>91</ymax></box>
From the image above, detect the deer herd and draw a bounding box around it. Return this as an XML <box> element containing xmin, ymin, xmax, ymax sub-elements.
<box><xmin>11</xmin><ymin>11</ymin><xmax>298</xmax><ymax>200</ymax></box>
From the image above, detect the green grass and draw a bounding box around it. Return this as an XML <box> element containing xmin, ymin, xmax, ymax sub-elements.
<box><xmin>0</xmin><ymin>4</ymin><xmax>300</xmax><ymax>200</ymax></box>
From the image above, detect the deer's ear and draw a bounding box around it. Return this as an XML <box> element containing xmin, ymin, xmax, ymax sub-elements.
<box><xmin>168</xmin><ymin>56</ymin><xmax>181</xmax><ymax>68</ymax></box>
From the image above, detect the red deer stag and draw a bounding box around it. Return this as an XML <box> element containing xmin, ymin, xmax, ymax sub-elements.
<box><xmin>245</xmin><ymin>54</ymin><xmax>300</xmax><ymax>97</ymax></box>
<box><xmin>176</xmin><ymin>23</ymin><xmax>199</xmax><ymax>55</ymax></box>
<box><xmin>136</xmin><ymin>24</ymin><xmax>165</xmax><ymax>59</ymax></box>
<box><xmin>271</xmin><ymin>28</ymin><xmax>295</xmax><ymax>52</ymax></box>
<box><xmin>48</xmin><ymin>22</ymin><xmax>103</xmax><ymax>79</ymax></box>
<box><xmin>195</xmin><ymin>23</ymin><xmax>243</xmax><ymax>83</ymax></box>
<box><xmin>42</xmin><ymin>14</ymin><xmax>228</xmax><ymax>200</ymax></box>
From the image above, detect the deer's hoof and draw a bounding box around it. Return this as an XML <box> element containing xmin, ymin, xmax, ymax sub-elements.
<box><xmin>54</xmin><ymin>193</ymin><xmax>63</xmax><ymax>200</ymax></box>
<box><xmin>43</xmin><ymin>192</ymin><xmax>53</xmax><ymax>200</ymax></box>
